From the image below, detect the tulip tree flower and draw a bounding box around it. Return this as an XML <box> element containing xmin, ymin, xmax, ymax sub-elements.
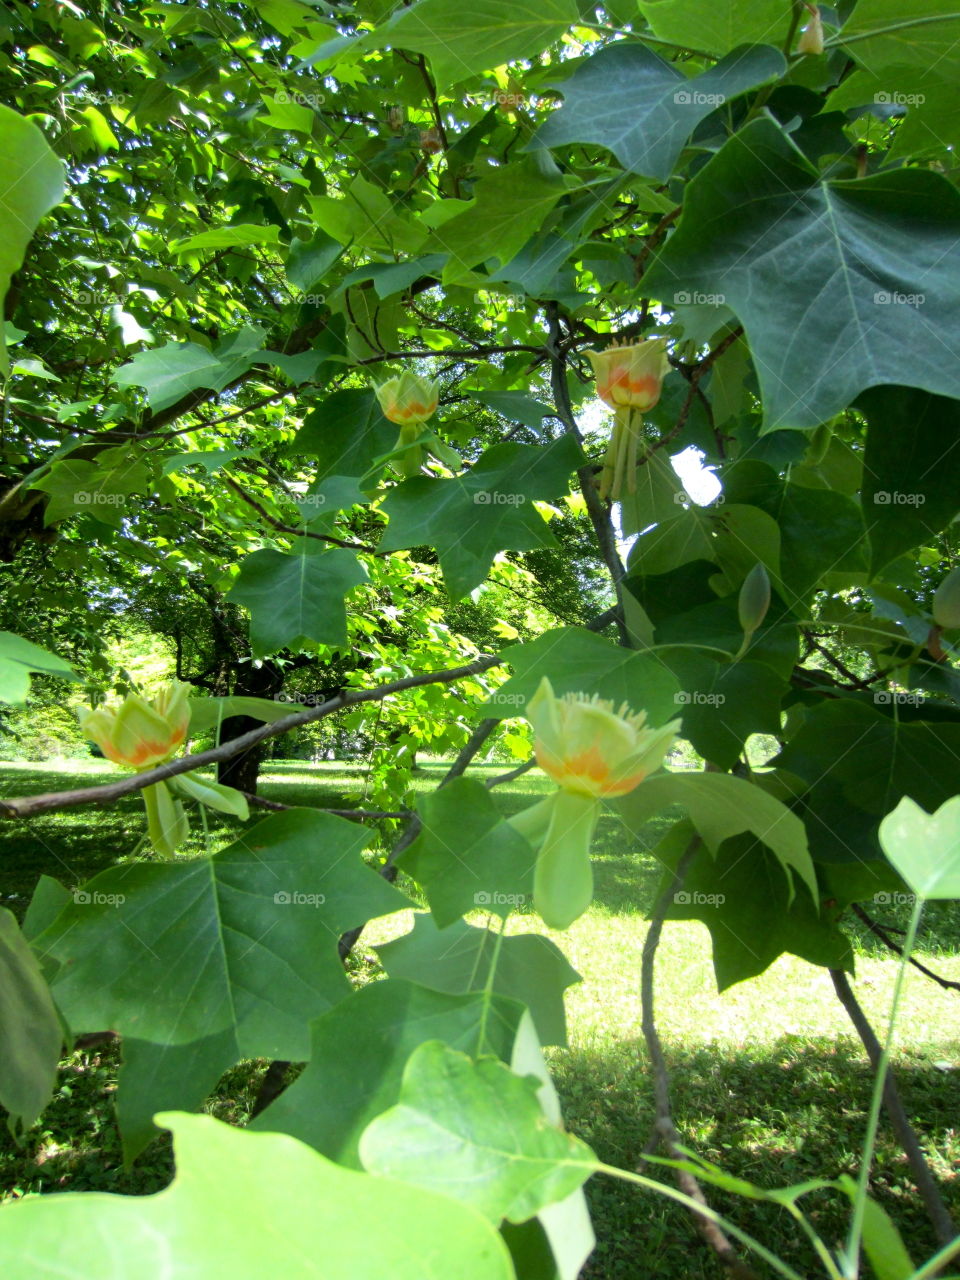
<box><xmin>78</xmin><ymin>681</ymin><xmax>248</xmax><ymax>857</ymax></box>
<box><xmin>585</xmin><ymin>337</ymin><xmax>671</xmax><ymax>502</ymax></box>
<box><xmin>508</xmin><ymin>677</ymin><xmax>680</xmax><ymax>929</ymax></box>
<box><xmin>374</xmin><ymin>371</ymin><xmax>460</xmax><ymax>478</ymax></box>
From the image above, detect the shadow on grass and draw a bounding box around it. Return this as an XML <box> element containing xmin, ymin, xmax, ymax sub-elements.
<box><xmin>551</xmin><ymin>1035</ymin><xmax>960</xmax><ymax>1280</ymax></box>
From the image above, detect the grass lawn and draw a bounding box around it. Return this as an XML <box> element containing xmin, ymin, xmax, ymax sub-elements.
<box><xmin>1</xmin><ymin>758</ymin><xmax>958</xmax><ymax>1278</ymax></box>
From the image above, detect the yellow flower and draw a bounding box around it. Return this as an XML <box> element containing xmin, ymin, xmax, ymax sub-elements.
<box><xmin>374</xmin><ymin>370</ymin><xmax>440</xmax><ymax>426</ymax></box>
<box><xmin>527</xmin><ymin>676</ymin><xmax>680</xmax><ymax>799</ymax></box>
<box><xmin>78</xmin><ymin>681</ymin><xmax>191</xmax><ymax>770</ymax></box>
<box><xmin>585</xmin><ymin>337</ymin><xmax>670</xmax><ymax>412</ymax></box>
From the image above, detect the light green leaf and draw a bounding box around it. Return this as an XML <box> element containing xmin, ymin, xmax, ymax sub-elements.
<box><xmin>531</xmin><ymin>43</ymin><xmax>785</xmax><ymax>180</ymax></box>
<box><xmin>838</xmin><ymin>1</ymin><xmax>960</xmax><ymax>79</ymax></box>
<box><xmin>637</xmin><ymin>0</ymin><xmax>792</xmax><ymax>56</ymax></box>
<box><xmin>229</xmin><ymin>542</ymin><xmax>368</xmax><ymax>656</ymax></box>
<box><xmin>114</xmin><ymin>327</ymin><xmax>265</xmax><ymax>410</ymax></box>
<box><xmin>0</xmin><ymin>1111</ymin><xmax>516</xmax><ymax>1280</ymax></box>
<box><xmin>167</xmin><ymin>773</ymin><xmax>250</xmax><ymax>819</ymax></box>
<box><xmin>643</xmin><ymin>117</ymin><xmax>960</xmax><ymax>431</ymax></box>
<box><xmin>365</xmin><ymin>0</ymin><xmax>578</xmax><ymax>92</ymax></box>
<box><xmin>34</xmin><ymin>809</ymin><xmax>410</xmax><ymax>1158</ymax></box>
<box><xmin>172</xmin><ymin>224</ymin><xmax>282</xmax><ymax>253</ymax></box>
<box><xmin>835</xmin><ymin>1175</ymin><xmax>915</xmax><ymax>1280</ymax></box>
<box><xmin>377</xmin><ymin>915</ymin><xmax>581</xmax><ymax>1046</ymax></box>
<box><xmin>878</xmin><ymin>795</ymin><xmax>960</xmax><ymax>900</ymax></box>
<box><xmin>32</xmin><ymin>453</ymin><xmax>151</xmax><ymax>527</ymax></box>
<box><xmin>0</xmin><ymin>106</ymin><xmax>65</xmax><ymax>374</ymax></box>
<box><xmin>0</xmin><ymin>908</ymin><xmax>62</xmax><ymax>1135</ymax></box>
<box><xmin>359</xmin><ymin>1041</ymin><xmax>596</xmax><ymax>1222</ymax></box>
<box><xmin>379</xmin><ymin>437</ymin><xmax>582</xmax><ymax>599</ymax></box>
<box><xmin>252</xmin><ymin>979</ymin><xmax>525</xmax><ymax>1165</ymax></box>
<box><xmin>615</xmin><ymin>771</ymin><xmax>817</xmax><ymax>902</ymax></box>
<box><xmin>187</xmin><ymin>695</ymin><xmax>298</xmax><ymax>733</ymax></box>
<box><xmin>0</xmin><ymin>632</ymin><xmax>78</xmax><ymax>705</ymax></box>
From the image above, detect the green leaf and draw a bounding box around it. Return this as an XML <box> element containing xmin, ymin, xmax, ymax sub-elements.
<box><xmin>401</xmin><ymin>778</ymin><xmax>536</xmax><ymax>927</ymax></box>
<box><xmin>0</xmin><ymin>909</ymin><xmax>62</xmax><ymax>1135</ymax></box>
<box><xmin>488</xmin><ymin>626</ymin><xmax>681</xmax><ymax>725</ymax></box>
<box><xmin>288</xmin><ymin>388</ymin><xmax>396</xmax><ymax>486</ymax></box>
<box><xmin>618</xmin><ymin>445</ymin><xmax>684</xmax><ymax>538</ymax></box>
<box><xmin>311</xmin><ymin>175</ymin><xmax>426</xmax><ymax>255</ymax></box>
<box><xmin>32</xmin><ymin>454</ymin><xmax>152</xmax><ymax>527</ymax></box>
<box><xmin>0</xmin><ymin>106</ymin><xmax>65</xmax><ymax>375</ymax></box>
<box><xmin>172</xmin><ymin>224</ymin><xmax>282</xmax><ymax>253</ymax></box>
<box><xmin>0</xmin><ymin>1111</ymin><xmax>516</xmax><ymax>1280</ymax></box>
<box><xmin>359</xmin><ymin>1041</ymin><xmax>596</xmax><ymax>1223</ymax></box>
<box><xmin>838</xmin><ymin>0</ymin><xmax>960</xmax><ymax>79</ymax></box>
<box><xmin>657</xmin><ymin>650</ymin><xmax>786</xmax><ymax>770</ymax></box>
<box><xmin>643</xmin><ymin>117</ymin><xmax>960</xmax><ymax>431</ymax></box>
<box><xmin>835</xmin><ymin>1174</ymin><xmax>916</xmax><ymax>1280</ymax></box>
<box><xmin>377</xmin><ymin>915</ymin><xmax>581</xmax><ymax>1046</ymax></box>
<box><xmin>776</xmin><ymin>484</ymin><xmax>867</xmax><ymax>606</ymax></box>
<box><xmin>34</xmin><ymin>809</ymin><xmax>409</xmax><ymax>1157</ymax></box>
<box><xmin>168</xmin><ymin>773</ymin><xmax>249</xmax><ymax>819</ymax></box>
<box><xmin>428</xmin><ymin>158</ymin><xmax>570</xmax><ymax>284</ymax></box>
<box><xmin>655</xmin><ymin>822</ymin><xmax>851</xmax><ymax>990</ymax></box>
<box><xmin>615</xmin><ymin>771</ymin><xmax>817</xmax><ymax>902</ymax></box>
<box><xmin>379</xmin><ymin>437</ymin><xmax>582</xmax><ymax>599</ymax></box>
<box><xmin>531</xmin><ymin>43</ymin><xmax>784</xmax><ymax>180</ymax></box>
<box><xmin>859</xmin><ymin>386</ymin><xmax>960</xmax><ymax>573</ymax></box>
<box><xmin>637</xmin><ymin>0</ymin><xmax>793</xmax><ymax>56</ymax></box>
<box><xmin>187</xmin><ymin>695</ymin><xmax>296</xmax><ymax>733</ymax></box>
<box><xmin>286</xmin><ymin>229</ymin><xmax>343</xmax><ymax>292</ymax></box>
<box><xmin>114</xmin><ymin>327</ymin><xmax>265</xmax><ymax>410</ymax></box>
<box><xmin>229</xmin><ymin>542</ymin><xmax>368</xmax><ymax>655</ymax></box>
<box><xmin>878</xmin><ymin>795</ymin><xmax>960</xmax><ymax>900</ymax></box>
<box><xmin>0</xmin><ymin>632</ymin><xmax>78</xmax><ymax>706</ymax></box>
<box><xmin>365</xmin><ymin>0</ymin><xmax>579</xmax><ymax>92</ymax></box>
<box><xmin>251</xmin><ymin>979</ymin><xmax>525</xmax><ymax>1165</ymax></box>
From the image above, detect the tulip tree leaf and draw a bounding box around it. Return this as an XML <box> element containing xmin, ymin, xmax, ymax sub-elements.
<box><xmin>878</xmin><ymin>796</ymin><xmax>960</xmax><ymax>900</ymax></box>
<box><xmin>33</xmin><ymin>809</ymin><xmax>410</xmax><ymax>1159</ymax></box>
<box><xmin>400</xmin><ymin>778</ymin><xmax>536</xmax><ymax>927</ymax></box>
<box><xmin>838</xmin><ymin>0</ymin><xmax>960</xmax><ymax>79</ymax></box>
<box><xmin>0</xmin><ymin>632</ymin><xmax>78</xmax><ymax>706</ymax></box>
<box><xmin>379</xmin><ymin>437</ymin><xmax>583</xmax><ymax>599</ymax></box>
<box><xmin>0</xmin><ymin>1111</ymin><xmax>515</xmax><ymax>1280</ymax></box>
<box><xmin>229</xmin><ymin>541</ymin><xmax>368</xmax><ymax>655</ymax></box>
<box><xmin>288</xmin><ymin>389</ymin><xmax>395</xmax><ymax>478</ymax></box>
<box><xmin>362</xmin><ymin>0</ymin><xmax>579</xmax><ymax>93</ymax></box>
<box><xmin>531</xmin><ymin>43</ymin><xmax>785</xmax><ymax>181</ymax></box>
<box><xmin>642</xmin><ymin>117</ymin><xmax>960</xmax><ymax>431</ymax></box>
<box><xmin>0</xmin><ymin>909</ymin><xmax>62</xmax><ymax>1135</ymax></box>
<box><xmin>487</xmin><ymin>626</ymin><xmax>680</xmax><ymax>725</ymax></box>
<box><xmin>32</xmin><ymin>454</ymin><xmax>152</xmax><ymax>528</ymax></box>
<box><xmin>858</xmin><ymin>385</ymin><xmax>960</xmax><ymax>573</ymax></box>
<box><xmin>654</xmin><ymin>822</ymin><xmax>852</xmax><ymax>990</ymax></box>
<box><xmin>636</xmin><ymin>0</ymin><xmax>792</xmax><ymax>56</ymax></box>
<box><xmin>376</xmin><ymin>915</ymin><xmax>581</xmax><ymax>1046</ymax></box>
<box><xmin>251</xmin><ymin>979</ymin><xmax>525</xmax><ymax>1166</ymax></box>
<box><xmin>0</xmin><ymin>106</ymin><xmax>66</xmax><ymax>375</ymax></box>
<box><xmin>359</xmin><ymin>1041</ymin><xmax>596</xmax><ymax>1223</ymax></box>
<box><xmin>114</xmin><ymin>328</ymin><xmax>265</xmax><ymax>410</ymax></box>
<box><xmin>615</xmin><ymin>771</ymin><xmax>817</xmax><ymax>902</ymax></box>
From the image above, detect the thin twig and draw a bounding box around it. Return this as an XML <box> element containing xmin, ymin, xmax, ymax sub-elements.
<box><xmin>221</xmin><ymin>473</ymin><xmax>375</xmax><ymax>552</ymax></box>
<box><xmin>829</xmin><ymin>968</ymin><xmax>956</xmax><ymax>1245</ymax></box>
<box><xmin>640</xmin><ymin>833</ymin><xmax>763</xmax><ymax>1280</ymax></box>
<box><xmin>851</xmin><ymin>905</ymin><xmax>960</xmax><ymax>993</ymax></box>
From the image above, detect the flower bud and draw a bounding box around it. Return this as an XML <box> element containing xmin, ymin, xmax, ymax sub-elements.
<box><xmin>738</xmin><ymin>562</ymin><xmax>771</xmax><ymax>637</ymax></box>
<box><xmin>585</xmin><ymin>337</ymin><xmax>671</xmax><ymax>412</ymax></box>
<box><xmin>797</xmin><ymin>6</ymin><xmax>824</xmax><ymax>55</ymax></box>
<box><xmin>78</xmin><ymin>681</ymin><xmax>190</xmax><ymax>770</ymax></box>
<box><xmin>933</xmin><ymin>567</ymin><xmax>960</xmax><ymax>629</ymax></box>
<box><xmin>374</xmin><ymin>371</ymin><xmax>440</xmax><ymax>426</ymax></box>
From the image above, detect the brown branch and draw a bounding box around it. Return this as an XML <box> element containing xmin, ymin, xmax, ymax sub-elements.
<box><xmin>649</xmin><ymin>328</ymin><xmax>743</xmax><ymax>459</ymax></box>
<box><xmin>640</xmin><ymin>834</ymin><xmax>762</xmax><ymax>1280</ymax></box>
<box><xmin>0</xmin><ymin>655</ymin><xmax>502</xmax><ymax>821</ymax></box>
<box><xmin>830</xmin><ymin>967</ymin><xmax>956</xmax><ymax>1245</ymax></box>
<box><xmin>220</xmin><ymin>472</ymin><xmax>375</xmax><ymax>552</ymax></box>
<box><xmin>850</xmin><ymin>904</ymin><xmax>960</xmax><ymax>992</ymax></box>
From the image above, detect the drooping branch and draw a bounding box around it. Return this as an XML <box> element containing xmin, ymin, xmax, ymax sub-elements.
<box><xmin>850</xmin><ymin>904</ymin><xmax>960</xmax><ymax>992</ymax></box>
<box><xmin>640</xmin><ymin>833</ymin><xmax>763</xmax><ymax>1280</ymax></box>
<box><xmin>829</xmin><ymin>968</ymin><xmax>956</xmax><ymax>1246</ymax></box>
<box><xmin>0</xmin><ymin>655</ymin><xmax>501</xmax><ymax>821</ymax></box>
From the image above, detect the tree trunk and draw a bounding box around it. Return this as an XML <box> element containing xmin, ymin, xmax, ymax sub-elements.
<box><xmin>216</xmin><ymin>661</ymin><xmax>285</xmax><ymax>795</ymax></box>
